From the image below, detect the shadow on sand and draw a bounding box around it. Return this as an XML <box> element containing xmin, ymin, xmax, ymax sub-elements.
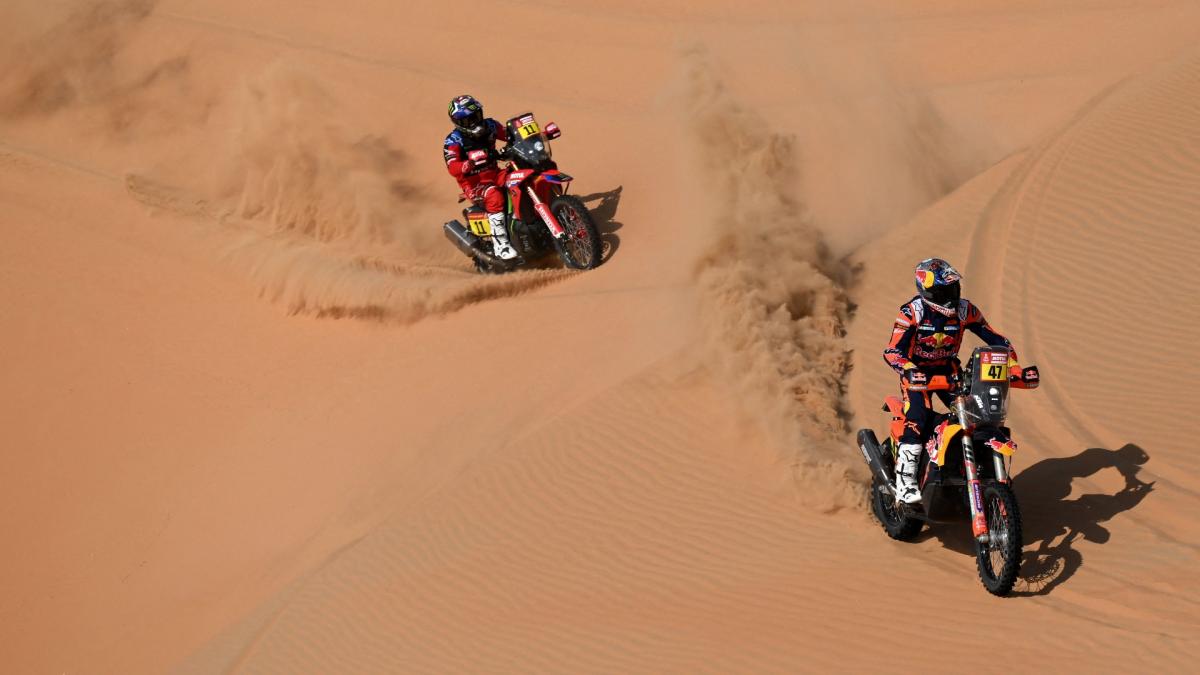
<box><xmin>920</xmin><ymin>444</ymin><xmax>1153</xmax><ymax>596</ymax></box>
<box><xmin>574</xmin><ymin>186</ymin><xmax>623</xmax><ymax>264</ymax></box>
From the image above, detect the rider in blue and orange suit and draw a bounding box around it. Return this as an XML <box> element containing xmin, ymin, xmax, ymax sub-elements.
<box><xmin>883</xmin><ymin>258</ymin><xmax>1024</xmax><ymax>504</ymax></box>
<box><xmin>443</xmin><ymin>94</ymin><xmax>517</xmax><ymax>260</ymax></box>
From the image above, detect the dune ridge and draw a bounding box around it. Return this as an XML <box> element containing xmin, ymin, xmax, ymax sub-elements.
<box><xmin>5</xmin><ymin>1</ymin><xmax>1200</xmax><ymax>672</ymax></box>
<box><xmin>847</xmin><ymin>47</ymin><xmax>1200</xmax><ymax>625</ymax></box>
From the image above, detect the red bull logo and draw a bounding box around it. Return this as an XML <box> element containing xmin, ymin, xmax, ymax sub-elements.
<box><xmin>986</xmin><ymin>438</ymin><xmax>1019</xmax><ymax>455</ymax></box>
<box><xmin>917</xmin><ymin>332</ymin><xmax>955</xmax><ymax>349</ymax></box>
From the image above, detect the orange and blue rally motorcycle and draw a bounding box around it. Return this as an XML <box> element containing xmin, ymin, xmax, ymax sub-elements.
<box><xmin>856</xmin><ymin>346</ymin><xmax>1040</xmax><ymax>595</ymax></box>
<box><xmin>443</xmin><ymin>113</ymin><xmax>602</xmax><ymax>274</ymax></box>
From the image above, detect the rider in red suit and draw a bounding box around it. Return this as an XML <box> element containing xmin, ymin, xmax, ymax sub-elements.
<box><xmin>443</xmin><ymin>94</ymin><xmax>517</xmax><ymax>260</ymax></box>
<box><xmin>882</xmin><ymin>258</ymin><xmax>1025</xmax><ymax>503</ymax></box>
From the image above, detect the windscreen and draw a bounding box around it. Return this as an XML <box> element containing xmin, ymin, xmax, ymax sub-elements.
<box><xmin>505</xmin><ymin>113</ymin><xmax>551</xmax><ymax>168</ymax></box>
<box><xmin>962</xmin><ymin>347</ymin><xmax>1012</xmax><ymax>426</ymax></box>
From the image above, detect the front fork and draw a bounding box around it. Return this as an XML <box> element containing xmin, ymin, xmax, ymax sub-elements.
<box><xmin>526</xmin><ymin>185</ymin><xmax>565</xmax><ymax>239</ymax></box>
<box><xmin>954</xmin><ymin>399</ymin><xmax>1009</xmax><ymax>543</ymax></box>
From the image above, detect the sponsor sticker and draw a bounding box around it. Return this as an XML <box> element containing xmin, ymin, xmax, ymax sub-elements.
<box><xmin>986</xmin><ymin>438</ymin><xmax>1018</xmax><ymax>455</ymax></box>
<box><xmin>515</xmin><ymin>114</ymin><xmax>540</xmax><ymax>139</ymax></box>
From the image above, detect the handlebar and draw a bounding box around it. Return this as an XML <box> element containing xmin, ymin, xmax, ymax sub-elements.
<box><xmin>904</xmin><ymin>365</ymin><xmax>1040</xmax><ymax>392</ymax></box>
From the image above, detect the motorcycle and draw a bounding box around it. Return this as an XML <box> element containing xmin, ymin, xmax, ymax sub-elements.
<box><xmin>442</xmin><ymin>112</ymin><xmax>602</xmax><ymax>274</ymax></box>
<box><xmin>855</xmin><ymin>345</ymin><xmax>1040</xmax><ymax>595</ymax></box>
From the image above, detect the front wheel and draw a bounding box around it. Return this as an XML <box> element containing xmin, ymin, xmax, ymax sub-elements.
<box><xmin>550</xmin><ymin>195</ymin><xmax>602</xmax><ymax>270</ymax></box>
<box><xmin>975</xmin><ymin>481</ymin><xmax>1023</xmax><ymax>596</ymax></box>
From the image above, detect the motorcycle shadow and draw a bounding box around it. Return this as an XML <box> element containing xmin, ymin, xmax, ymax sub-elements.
<box><xmin>574</xmin><ymin>186</ymin><xmax>623</xmax><ymax>264</ymax></box>
<box><xmin>918</xmin><ymin>444</ymin><xmax>1154</xmax><ymax>596</ymax></box>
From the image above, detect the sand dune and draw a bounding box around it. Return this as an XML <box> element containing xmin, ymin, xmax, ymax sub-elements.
<box><xmin>3</xmin><ymin>1</ymin><xmax>1200</xmax><ymax>672</ymax></box>
<box><xmin>847</xmin><ymin>44</ymin><xmax>1200</xmax><ymax>628</ymax></box>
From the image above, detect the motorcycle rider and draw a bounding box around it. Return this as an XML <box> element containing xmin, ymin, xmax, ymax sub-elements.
<box><xmin>883</xmin><ymin>258</ymin><xmax>1024</xmax><ymax>504</ymax></box>
<box><xmin>443</xmin><ymin>94</ymin><xmax>517</xmax><ymax>260</ymax></box>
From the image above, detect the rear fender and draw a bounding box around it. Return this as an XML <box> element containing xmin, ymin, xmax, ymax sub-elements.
<box><xmin>464</xmin><ymin>209</ymin><xmax>491</xmax><ymax>237</ymax></box>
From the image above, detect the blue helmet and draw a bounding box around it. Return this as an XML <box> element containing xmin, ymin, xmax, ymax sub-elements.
<box><xmin>448</xmin><ymin>94</ymin><xmax>486</xmax><ymax>139</ymax></box>
<box><xmin>914</xmin><ymin>257</ymin><xmax>961</xmax><ymax>315</ymax></box>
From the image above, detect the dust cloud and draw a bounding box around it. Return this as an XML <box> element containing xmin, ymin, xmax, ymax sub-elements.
<box><xmin>2</xmin><ymin>1</ymin><xmax>573</xmax><ymax>322</ymax></box>
<box><xmin>679</xmin><ymin>50</ymin><xmax>862</xmax><ymax>510</ymax></box>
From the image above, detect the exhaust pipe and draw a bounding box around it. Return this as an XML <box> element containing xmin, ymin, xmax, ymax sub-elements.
<box><xmin>443</xmin><ymin>220</ymin><xmax>483</xmax><ymax>259</ymax></box>
<box><xmin>443</xmin><ymin>219</ymin><xmax>519</xmax><ymax>271</ymax></box>
<box><xmin>857</xmin><ymin>429</ymin><xmax>895</xmax><ymax>492</ymax></box>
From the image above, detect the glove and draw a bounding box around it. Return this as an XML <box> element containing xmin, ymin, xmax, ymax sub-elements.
<box><xmin>457</xmin><ymin>159</ymin><xmax>476</xmax><ymax>176</ymax></box>
<box><xmin>902</xmin><ymin>367</ymin><xmax>928</xmax><ymax>387</ymax></box>
<box><xmin>463</xmin><ymin>149</ymin><xmax>490</xmax><ymax>174</ymax></box>
<box><xmin>1018</xmin><ymin>365</ymin><xmax>1040</xmax><ymax>388</ymax></box>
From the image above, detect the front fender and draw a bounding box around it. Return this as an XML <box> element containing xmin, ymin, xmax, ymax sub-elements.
<box><xmin>930</xmin><ymin>420</ymin><xmax>963</xmax><ymax>467</ymax></box>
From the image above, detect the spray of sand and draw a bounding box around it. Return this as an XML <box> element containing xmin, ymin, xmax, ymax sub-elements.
<box><xmin>183</xmin><ymin>63</ymin><xmax>575</xmax><ymax>321</ymax></box>
<box><xmin>0</xmin><ymin>0</ymin><xmax>206</xmax><ymax>137</ymax></box>
<box><xmin>679</xmin><ymin>43</ymin><xmax>993</xmax><ymax>509</ymax></box>
<box><xmin>677</xmin><ymin>50</ymin><xmax>862</xmax><ymax>510</ymax></box>
<box><xmin>4</xmin><ymin>1</ymin><xmax>574</xmax><ymax>323</ymax></box>
<box><xmin>788</xmin><ymin>20</ymin><xmax>992</xmax><ymax>255</ymax></box>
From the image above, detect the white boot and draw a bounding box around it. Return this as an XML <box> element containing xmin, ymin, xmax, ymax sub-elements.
<box><xmin>894</xmin><ymin>443</ymin><xmax>922</xmax><ymax>504</ymax></box>
<box><xmin>488</xmin><ymin>212</ymin><xmax>518</xmax><ymax>260</ymax></box>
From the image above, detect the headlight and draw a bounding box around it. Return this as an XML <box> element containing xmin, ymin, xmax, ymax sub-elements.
<box><xmin>535</xmin><ymin>141</ymin><xmax>545</xmax><ymax>151</ymax></box>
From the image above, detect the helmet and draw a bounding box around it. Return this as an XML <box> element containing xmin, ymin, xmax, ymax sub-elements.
<box><xmin>448</xmin><ymin>94</ymin><xmax>486</xmax><ymax>139</ymax></box>
<box><xmin>913</xmin><ymin>258</ymin><xmax>961</xmax><ymax>315</ymax></box>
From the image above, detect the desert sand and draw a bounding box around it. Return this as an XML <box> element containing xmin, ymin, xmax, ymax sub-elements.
<box><xmin>2</xmin><ymin>1</ymin><xmax>1198</xmax><ymax>672</ymax></box>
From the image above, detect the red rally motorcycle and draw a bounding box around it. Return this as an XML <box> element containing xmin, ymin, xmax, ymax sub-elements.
<box><xmin>443</xmin><ymin>113</ymin><xmax>602</xmax><ymax>274</ymax></box>
<box><xmin>856</xmin><ymin>346</ymin><xmax>1040</xmax><ymax>595</ymax></box>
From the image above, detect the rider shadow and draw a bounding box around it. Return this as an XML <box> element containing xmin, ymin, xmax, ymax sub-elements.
<box><xmin>920</xmin><ymin>444</ymin><xmax>1154</xmax><ymax>596</ymax></box>
<box><xmin>573</xmin><ymin>186</ymin><xmax>623</xmax><ymax>264</ymax></box>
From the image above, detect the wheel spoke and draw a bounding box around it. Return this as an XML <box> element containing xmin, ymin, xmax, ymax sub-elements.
<box><xmin>983</xmin><ymin>492</ymin><xmax>1009</xmax><ymax>575</ymax></box>
<box><xmin>560</xmin><ymin>206</ymin><xmax>592</xmax><ymax>265</ymax></box>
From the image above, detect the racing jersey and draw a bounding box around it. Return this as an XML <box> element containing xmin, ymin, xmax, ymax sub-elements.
<box><xmin>883</xmin><ymin>296</ymin><xmax>1016</xmax><ymax>374</ymax></box>
<box><xmin>443</xmin><ymin>119</ymin><xmax>509</xmax><ymax>192</ymax></box>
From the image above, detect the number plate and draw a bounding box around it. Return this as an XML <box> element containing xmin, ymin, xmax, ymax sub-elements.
<box><xmin>467</xmin><ymin>214</ymin><xmax>490</xmax><ymax>236</ymax></box>
<box><xmin>980</xmin><ymin>351</ymin><xmax>1008</xmax><ymax>381</ymax></box>
<box><xmin>516</xmin><ymin>115</ymin><xmax>540</xmax><ymax>139</ymax></box>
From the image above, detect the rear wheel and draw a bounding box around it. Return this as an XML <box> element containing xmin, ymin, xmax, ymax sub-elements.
<box><xmin>550</xmin><ymin>195</ymin><xmax>602</xmax><ymax>269</ymax></box>
<box><xmin>871</xmin><ymin>475</ymin><xmax>923</xmax><ymax>541</ymax></box>
<box><xmin>975</xmin><ymin>481</ymin><xmax>1023</xmax><ymax>596</ymax></box>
